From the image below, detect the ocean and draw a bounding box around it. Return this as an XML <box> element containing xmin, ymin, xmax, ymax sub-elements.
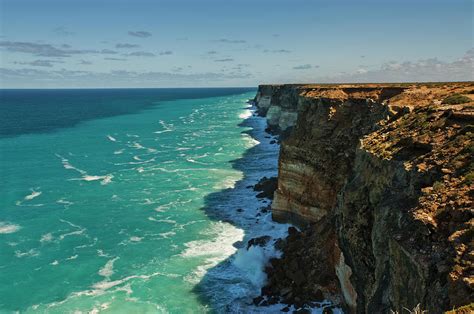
<box><xmin>0</xmin><ymin>88</ymin><xmax>290</xmax><ymax>313</ymax></box>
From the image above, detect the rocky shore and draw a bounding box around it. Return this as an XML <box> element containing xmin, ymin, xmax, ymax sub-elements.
<box><xmin>251</xmin><ymin>83</ymin><xmax>473</xmax><ymax>313</ymax></box>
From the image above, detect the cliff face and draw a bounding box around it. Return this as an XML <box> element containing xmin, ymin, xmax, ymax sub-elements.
<box><xmin>254</xmin><ymin>84</ymin><xmax>302</xmax><ymax>133</ymax></box>
<box><xmin>255</xmin><ymin>83</ymin><xmax>474</xmax><ymax>312</ymax></box>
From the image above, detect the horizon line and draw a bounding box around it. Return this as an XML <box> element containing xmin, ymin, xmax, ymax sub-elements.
<box><xmin>1</xmin><ymin>80</ymin><xmax>473</xmax><ymax>90</ymax></box>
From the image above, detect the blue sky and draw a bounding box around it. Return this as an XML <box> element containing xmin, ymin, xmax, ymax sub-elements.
<box><xmin>0</xmin><ymin>0</ymin><xmax>472</xmax><ymax>88</ymax></box>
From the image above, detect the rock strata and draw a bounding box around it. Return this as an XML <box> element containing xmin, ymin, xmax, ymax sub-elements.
<box><xmin>254</xmin><ymin>83</ymin><xmax>474</xmax><ymax>313</ymax></box>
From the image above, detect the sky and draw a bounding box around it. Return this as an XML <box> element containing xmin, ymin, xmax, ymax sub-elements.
<box><xmin>0</xmin><ymin>0</ymin><xmax>472</xmax><ymax>88</ymax></box>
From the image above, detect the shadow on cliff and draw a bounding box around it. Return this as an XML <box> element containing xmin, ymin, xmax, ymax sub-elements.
<box><xmin>190</xmin><ymin>104</ymin><xmax>280</xmax><ymax>311</ymax></box>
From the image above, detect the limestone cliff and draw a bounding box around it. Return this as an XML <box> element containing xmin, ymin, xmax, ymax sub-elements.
<box><xmin>254</xmin><ymin>84</ymin><xmax>302</xmax><ymax>134</ymax></box>
<box><xmin>254</xmin><ymin>83</ymin><xmax>474</xmax><ymax>313</ymax></box>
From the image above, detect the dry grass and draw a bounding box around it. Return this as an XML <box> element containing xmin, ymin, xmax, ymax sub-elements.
<box><xmin>390</xmin><ymin>304</ymin><xmax>427</xmax><ymax>314</ymax></box>
<box><xmin>445</xmin><ymin>302</ymin><xmax>474</xmax><ymax>313</ymax></box>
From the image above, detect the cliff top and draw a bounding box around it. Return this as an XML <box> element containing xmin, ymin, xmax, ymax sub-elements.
<box><xmin>259</xmin><ymin>82</ymin><xmax>474</xmax><ymax>108</ymax></box>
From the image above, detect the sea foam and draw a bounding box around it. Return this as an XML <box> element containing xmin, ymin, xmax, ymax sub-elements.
<box><xmin>239</xmin><ymin>109</ymin><xmax>252</xmax><ymax>119</ymax></box>
<box><xmin>0</xmin><ymin>222</ymin><xmax>21</xmax><ymax>234</ymax></box>
<box><xmin>99</xmin><ymin>257</ymin><xmax>119</xmax><ymax>278</ymax></box>
<box><xmin>107</xmin><ymin>135</ymin><xmax>117</xmax><ymax>142</ymax></box>
<box><xmin>181</xmin><ymin>221</ymin><xmax>244</xmax><ymax>283</ymax></box>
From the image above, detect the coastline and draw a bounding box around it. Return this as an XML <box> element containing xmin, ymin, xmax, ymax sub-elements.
<box><xmin>249</xmin><ymin>83</ymin><xmax>473</xmax><ymax>313</ymax></box>
<box><xmin>193</xmin><ymin>98</ymin><xmax>292</xmax><ymax>311</ymax></box>
<box><xmin>1</xmin><ymin>85</ymin><xmax>471</xmax><ymax>313</ymax></box>
<box><xmin>195</xmin><ymin>98</ymin><xmax>340</xmax><ymax>313</ymax></box>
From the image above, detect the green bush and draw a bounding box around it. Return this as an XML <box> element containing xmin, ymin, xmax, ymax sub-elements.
<box><xmin>433</xmin><ymin>181</ymin><xmax>444</xmax><ymax>191</ymax></box>
<box><xmin>441</xmin><ymin>94</ymin><xmax>471</xmax><ymax>104</ymax></box>
<box><xmin>465</xmin><ymin>171</ymin><xmax>474</xmax><ymax>185</ymax></box>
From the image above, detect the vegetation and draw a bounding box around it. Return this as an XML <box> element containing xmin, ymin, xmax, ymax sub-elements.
<box><xmin>445</xmin><ymin>302</ymin><xmax>474</xmax><ymax>313</ymax></box>
<box><xmin>464</xmin><ymin>171</ymin><xmax>474</xmax><ymax>185</ymax></box>
<box><xmin>390</xmin><ymin>304</ymin><xmax>427</xmax><ymax>314</ymax></box>
<box><xmin>433</xmin><ymin>181</ymin><xmax>444</xmax><ymax>191</ymax></box>
<box><xmin>441</xmin><ymin>94</ymin><xmax>471</xmax><ymax>105</ymax></box>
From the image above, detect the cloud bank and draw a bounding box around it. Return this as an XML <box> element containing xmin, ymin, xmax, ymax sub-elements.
<box><xmin>293</xmin><ymin>64</ymin><xmax>316</xmax><ymax>70</ymax></box>
<box><xmin>0</xmin><ymin>41</ymin><xmax>118</xmax><ymax>58</ymax></box>
<box><xmin>214</xmin><ymin>58</ymin><xmax>234</xmax><ymax>62</ymax></box>
<box><xmin>125</xmin><ymin>51</ymin><xmax>155</xmax><ymax>57</ymax></box>
<box><xmin>213</xmin><ymin>39</ymin><xmax>246</xmax><ymax>44</ymax></box>
<box><xmin>319</xmin><ymin>49</ymin><xmax>474</xmax><ymax>83</ymax></box>
<box><xmin>0</xmin><ymin>68</ymin><xmax>252</xmax><ymax>88</ymax></box>
<box><xmin>159</xmin><ymin>51</ymin><xmax>173</xmax><ymax>55</ymax></box>
<box><xmin>14</xmin><ymin>59</ymin><xmax>64</xmax><ymax>67</ymax></box>
<box><xmin>115</xmin><ymin>43</ymin><xmax>140</xmax><ymax>49</ymax></box>
<box><xmin>128</xmin><ymin>31</ymin><xmax>152</xmax><ymax>38</ymax></box>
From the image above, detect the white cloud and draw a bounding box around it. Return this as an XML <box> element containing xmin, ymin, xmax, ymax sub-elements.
<box><xmin>128</xmin><ymin>31</ymin><xmax>152</xmax><ymax>38</ymax></box>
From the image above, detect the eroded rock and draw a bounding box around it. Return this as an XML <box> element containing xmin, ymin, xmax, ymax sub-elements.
<box><xmin>254</xmin><ymin>176</ymin><xmax>278</xmax><ymax>199</ymax></box>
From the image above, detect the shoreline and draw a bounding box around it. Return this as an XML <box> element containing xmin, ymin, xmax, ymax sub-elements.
<box><xmin>194</xmin><ymin>98</ymin><xmax>293</xmax><ymax>312</ymax></box>
<box><xmin>207</xmin><ymin>99</ymin><xmax>340</xmax><ymax>313</ymax></box>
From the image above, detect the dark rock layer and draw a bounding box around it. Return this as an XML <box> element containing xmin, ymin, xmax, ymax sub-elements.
<box><xmin>253</xmin><ymin>176</ymin><xmax>278</xmax><ymax>199</ymax></box>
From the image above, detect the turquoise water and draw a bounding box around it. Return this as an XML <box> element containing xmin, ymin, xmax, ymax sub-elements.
<box><xmin>0</xmin><ymin>89</ymin><xmax>290</xmax><ymax>313</ymax></box>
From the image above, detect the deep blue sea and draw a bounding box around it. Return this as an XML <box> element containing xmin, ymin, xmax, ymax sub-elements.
<box><xmin>0</xmin><ymin>88</ymin><xmax>292</xmax><ymax>313</ymax></box>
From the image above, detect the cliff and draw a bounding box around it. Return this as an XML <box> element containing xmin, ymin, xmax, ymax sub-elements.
<box><xmin>253</xmin><ymin>84</ymin><xmax>303</xmax><ymax>135</ymax></box>
<box><xmin>254</xmin><ymin>83</ymin><xmax>474</xmax><ymax>313</ymax></box>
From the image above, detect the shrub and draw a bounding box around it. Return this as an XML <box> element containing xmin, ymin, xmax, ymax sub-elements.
<box><xmin>464</xmin><ymin>171</ymin><xmax>474</xmax><ymax>185</ymax></box>
<box><xmin>433</xmin><ymin>181</ymin><xmax>444</xmax><ymax>191</ymax></box>
<box><xmin>441</xmin><ymin>94</ymin><xmax>471</xmax><ymax>104</ymax></box>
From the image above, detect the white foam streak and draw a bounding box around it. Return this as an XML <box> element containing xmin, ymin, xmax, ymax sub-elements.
<box><xmin>130</xmin><ymin>142</ymin><xmax>145</xmax><ymax>150</ymax></box>
<box><xmin>57</xmin><ymin>199</ymin><xmax>74</xmax><ymax>206</ymax></box>
<box><xmin>58</xmin><ymin>219</ymin><xmax>87</xmax><ymax>240</ymax></box>
<box><xmin>97</xmin><ymin>249</ymin><xmax>111</xmax><ymax>258</ymax></box>
<box><xmin>106</xmin><ymin>135</ymin><xmax>117</xmax><ymax>142</ymax></box>
<box><xmin>92</xmin><ymin>272</ymin><xmax>159</xmax><ymax>291</ymax></box>
<box><xmin>69</xmin><ymin>174</ymin><xmax>113</xmax><ymax>185</ymax></box>
<box><xmin>56</xmin><ymin>154</ymin><xmax>87</xmax><ymax>175</ymax></box>
<box><xmin>57</xmin><ymin>154</ymin><xmax>112</xmax><ymax>184</ymax></box>
<box><xmin>153</xmin><ymin>205</ymin><xmax>167</xmax><ymax>212</ymax></box>
<box><xmin>0</xmin><ymin>222</ymin><xmax>21</xmax><ymax>234</ymax></box>
<box><xmin>40</xmin><ymin>233</ymin><xmax>54</xmax><ymax>243</ymax></box>
<box><xmin>130</xmin><ymin>236</ymin><xmax>142</xmax><ymax>242</ymax></box>
<box><xmin>242</xmin><ymin>133</ymin><xmax>260</xmax><ymax>148</ymax></box>
<box><xmin>82</xmin><ymin>175</ymin><xmax>105</xmax><ymax>182</ymax></box>
<box><xmin>181</xmin><ymin>221</ymin><xmax>244</xmax><ymax>283</ymax></box>
<box><xmin>42</xmin><ymin>271</ymin><xmax>176</xmax><ymax>310</ymax></box>
<box><xmin>59</xmin><ymin>229</ymin><xmax>85</xmax><ymax>240</ymax></box>
<box><xmin>15</xmin><ymin>248</ymin><xmax>39</xmax><ymax>258</ymax></box>
<box><xmin>154</xmin><ymin>120</ymin><xmax>174</xmax><ymax>134</ymax></box>
<box><xmin>24</xmin><ymin>189</ymin><xmax>42</xmax><ymax>201</ymax></box>
<box><xmin>99</xmin><ymin>257</ymin><xmax>119</xmax><ymax>278</ymax></box>
<box><xmin>158</xmin><ymin>231</ymin><xmax>176</xmax><ymax>238</ymax></box>
<box><xmin>239</xmin><ymin>109</ymin><xmax>252</xmax><ymax>119</ymax></box>
<box><xmin>186</xmin><ymin>158</ymin><xmax>208</xmax><ymax>165</ymax></box>
<box><xmin>114</xmin><ymin>157</ymin><xmax>155</xmax><ymax>166</ymax></box>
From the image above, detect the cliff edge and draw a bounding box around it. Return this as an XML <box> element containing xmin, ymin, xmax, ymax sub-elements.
<box><xmin>254</xmin><ymin>83</ymin><xmax>473</xmax><ymax>313</ymax></box>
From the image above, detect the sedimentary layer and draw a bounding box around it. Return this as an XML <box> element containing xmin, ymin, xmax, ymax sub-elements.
<box><xmin>254</xmin><ymin>83</ymin><xmax>474</xmax><ymax>313</ymax></box>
